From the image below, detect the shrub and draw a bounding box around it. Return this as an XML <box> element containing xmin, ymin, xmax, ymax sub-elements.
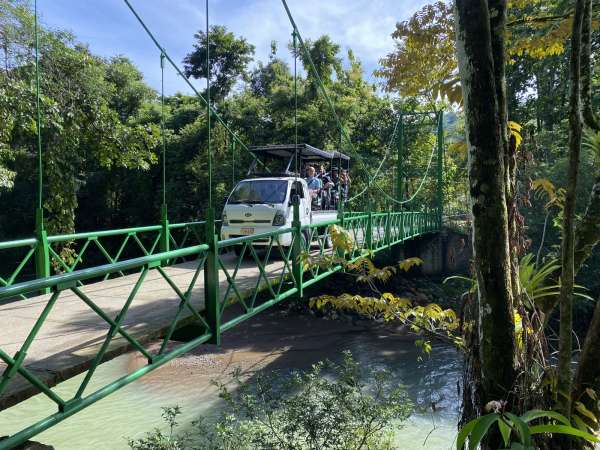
<box><xmin>129</xmin><ymin>352</ymin><xmax>413</xmax><ymax>450</ymax></box>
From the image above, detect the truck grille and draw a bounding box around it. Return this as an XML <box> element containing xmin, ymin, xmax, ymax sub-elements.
<box><xmin>229</xmin><ymin>219</ymin><xmax>271</xmax><ymax>224</ymax></box>
<box><xmin>230</xmin><ymin>235</ymin><xmax>271</xmax><ymax>243</ymax></box>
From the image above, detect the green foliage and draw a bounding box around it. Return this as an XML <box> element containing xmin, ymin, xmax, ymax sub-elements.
<box><xmin>582</xmin><ymin>127</ymin><xmax>600</xmax><ymax>167</ymax></box>
<box><xmin>445</xmin><ymin>253</ymin><xmax>591</xmax><ymax>311</ymax></box>
<box><xmin>183</xmin><ymin>25</ymin><xmax>255</xmax><ymax>101</ymax></box>
<box><xmin>376</xmin><ymin>1</ymin><xmax>459</xmax><ymax>104</ymax></box>
<box><xmin>129</xmin><ymin>406</ymin><xmax>187</xmax><ymax>450</ymax></box>
<box><xmin>129</xmin><ymin>352</ymin><xmax>413</xmax><ymax>450</ymax></box>
<box><xmin>311</xmin><ymin>292</ymin><xmax>461</xmax><ymax>348</ymax></box>
<box><xmin>457</xmin><ymin>408</ymin><xmax>600</xmax><ymax>450</ymax></box>
<box><xmin>0</xmin><ymin>0</ymin><xmax>417</xmax><ymax>239</ymax></box>
<box><xmin>294</xmin><ymin>35</ymin><xmax>342</xmax><ymax>98</ymax></box>
<box><xmin>0</xmin><ymin>2</ymin><xmax>160</xmax><ymax>235</ymax></box>
<box><xmin>306</xmin><ymin>235</ymin><xmax>461</xmax><ymax>349</ymax></box>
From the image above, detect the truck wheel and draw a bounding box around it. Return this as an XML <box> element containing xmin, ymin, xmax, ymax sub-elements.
<box><xmin>234</xmin><ymin>245</ymin><xmax>245</xmax><ymax>257</ymax></box>
<box><xmin>302</xmin><ymin>230</ymin><xmax>311</xmax><ymax>250</ymax></box>
<box><xmin>317</xmin><ymin>226</ymin><xmax>332</xmax><ymax>249</ymax></box>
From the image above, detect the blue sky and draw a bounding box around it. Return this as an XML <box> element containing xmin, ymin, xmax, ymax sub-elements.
<box><xmin>39</xmin><ymin>0</ymin><xmax>427</xmax><ymax>95</ymax></box>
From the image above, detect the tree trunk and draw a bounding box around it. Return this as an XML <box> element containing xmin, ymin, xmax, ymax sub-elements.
<box><xmin>540</xmin><ymin>177</ymin><xmax>600</xmax><ymax>319</ymax></box>
<box><xmin>574</xmin><ymin>178</ymin><xmax>600</xmax><ymax>273</ymax></box>
<box><xmin>557</xmin><ymin>0</ymin><xmax>585</xmax><ymax>421</ymax></box>
<box><xmin>454</xmin><ymin>2</ymin><xmax>516</xmax><ymax>446</ymax></box>
<box><xmin>490</xmin><ymin>0</ymin><xmax>523</xmax><ymax>312</ymax></box>
<box><xmin>580</xmin><ymin>0</ymin><xmax>598</xmax><ymax>131</ymax></box>
<box><xmin>573</xmin><ymin>294</ymin><xmax>600</xmax><ymax>432</ymax></box>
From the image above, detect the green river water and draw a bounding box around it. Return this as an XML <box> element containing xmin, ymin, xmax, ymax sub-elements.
<box><xmin>0</xmin><ymin>312</ymin><xmax>460</xmax><ymax>449</ymax></box>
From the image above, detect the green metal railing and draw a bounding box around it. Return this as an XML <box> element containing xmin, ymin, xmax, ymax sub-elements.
<box><xmin>0</xmin><ymin>205</ymin><xmax>439</xmax><ymax>448</ymax></box>
<box><xmin>0</xmin><ymin>220</ymin><xmax>218</xmax><ymax>297</ymax></box>
<box><xmin>0</xmin><ymin>0</ymin><xmax>448</xmax><ymax>446</ymax></box>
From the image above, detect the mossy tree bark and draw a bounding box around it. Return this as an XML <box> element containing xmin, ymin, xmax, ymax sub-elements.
<box><xmin>572</xmin><ymin>1</ymin><xmax>600</xmax><ymax>438</ymax></box>
<box><xmin>557</xmin><ymin>0</ymin><xmax>585</xmax><ymax>422</ymax></box>
<box><xmin>573</xmin><ymin>293</ymin><xmax>600</xmax><ymax>436</ymax></box>
<box><xmin>454</xmin><ymin>2</ymin><xmax>516</xmax><ymax>447</ymax></box>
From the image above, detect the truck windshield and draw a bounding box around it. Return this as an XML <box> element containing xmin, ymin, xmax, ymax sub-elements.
<box><xmin>228</xmin><ymin>180</ymin><xmax>288</xmax><ymax>204</ymax></box>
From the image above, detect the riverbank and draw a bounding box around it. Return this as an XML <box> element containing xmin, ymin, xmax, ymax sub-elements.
<box><xmin>0</xmin><ymin>297</ymin><xmax>461</xmax><ymax>449</ymax></box>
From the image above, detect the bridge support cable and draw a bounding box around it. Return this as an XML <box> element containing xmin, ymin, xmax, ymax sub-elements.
<box><xmin>32</xmin><ymin>0</ymin><xmax>51</xmax><ymax>290</ymax></box>
<box><xmin>368</xmin><ymin>111</ymin><xmax>444</xmax><ymax>212</ymax></box>
<box><xmin>280</xmin><ymin>0</ymin><xmax>416</xmax><ymax>207</ymax></box>
<box><xmin>202</xmin><ymin>0</ymin><xmax>220</xmax><ymax>346</ymax></box>
<box><xmin>280</xmin><ymin>0</ymin><xmax>437</xmax><ymax>209</ymax></box>
<box><xmin>159</xmin><ymin>52</ymin><xmax>170</xmax><ymax>257</ymax></box>
<box><xmin>121</xmin><ymin>0</ymin><xmax>269</xmax><ymax>172</ymax></box>
<box><xmin>436</xmin><ymin>111</ymin><xmax>445</xmax><ymax>227</ymax></box>
<box><xmin>231</xmin><ymin>138</ymin><xmax>236</xmax><ymax>188</ymax></box>
<box><xmin>396</xmin><ymin>113</ymin><xmax>405</xmax><ymax>208</ymax></box>
<box><xmin>346</xmin><ymin>113</ymin><xmax>402</xmax><ymax>204</ymax></box>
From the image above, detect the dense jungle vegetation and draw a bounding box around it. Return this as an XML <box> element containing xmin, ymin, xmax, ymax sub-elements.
<box><xmin>2</xmin><ymin>0</ymin><xmax>600</xmax><ymax>448</ymax></box>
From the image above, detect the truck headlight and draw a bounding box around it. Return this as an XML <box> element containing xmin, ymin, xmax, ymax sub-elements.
<box><xmin>272</xmin><ymin>211</ymin><xmax>285</xmax><ymax>226</ymax></box>
<box><xmin>222</xmin><ymin>212</ymin><xmax>229</xmax><ymax>226</ymax></box>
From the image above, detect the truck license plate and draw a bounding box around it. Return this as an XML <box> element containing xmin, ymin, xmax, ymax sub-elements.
<box><xmin>240</xmin><ymin>227</ymin><xmax>254</xmax><ymax>235</ymax></box>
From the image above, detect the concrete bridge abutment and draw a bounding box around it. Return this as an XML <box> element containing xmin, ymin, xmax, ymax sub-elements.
<box><xmin>390</xmin><ymin>228</ymin><xmax>472</xmax><ymax>276</ymax></box>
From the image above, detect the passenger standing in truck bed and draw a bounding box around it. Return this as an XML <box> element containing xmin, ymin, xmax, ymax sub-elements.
<box><xmin>339</xmin><ymin>169</ymin><xmax>350</xmax><ymax>201</ymax></box>
<box><xmin>305</xmin><ymin>165</ymin><xmax>323</xmax><ymax>209</ymax></box>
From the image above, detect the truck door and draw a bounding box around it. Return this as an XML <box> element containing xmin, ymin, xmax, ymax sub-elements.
<box><xmin>301</xmin><ymin>182</ymin><xmax>311</xmax><ymax>223</ymax></box>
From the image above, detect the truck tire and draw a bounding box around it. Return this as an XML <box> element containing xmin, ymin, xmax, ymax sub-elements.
<box><xmin>302</xmin><ymin>230</ymin><xmax>311</xmax><ymax>250</ymax></box>
<box><xmin>317</xmin><ymin>226</ymin><xmax>332</xmax><ymax>249</ymax></box>
<box><xmin>234</xmin><ymin>245</ymin><xmax>245</xmax><ymax>257</ymax></box>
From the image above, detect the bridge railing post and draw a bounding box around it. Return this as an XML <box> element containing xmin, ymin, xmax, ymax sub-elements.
<box><xmin>385</xmin><ymin>209</ymin><xmax>391</xmax><ymax>248</ymax></box>
<box><xmin>366</xmin><ymin>210</ymin><xmax>373</xmax><ymax>251</ymax></box>
<box><xmin>159</xmin><ymin>204</ymin><xmax>170</xmax><ymax>265</ymax></box>
<box><xmin>436</xmin><ymin>110</ymin><xmax>444</xmax><ymax>229</ymax></box>
<box><xmin>400</xmin><ymin>207</ymin><xmax>405</xmax><ymax>241</ymax></box>
<box><xmin>427</xmin><ymin>207</ymin><xmax>431</xmax><ymax>232</ymax></box>
<box><xmin>204</xmin><ymin>208</ymin><xmax>220</xmax><ymax>345</ymax></box>
<box><xmin>291</xmin><ymin>197</ymin><xmax>303</xmax><ymax>299</ymax></box>
<box><xmin>337</xmin><ymin>196</ymin><xmax>345</xmax><ymax>227</ymax></box>
<box><xmin>34</xmin><ymin>208</ymin><xmax>50</xmax><ymax>293</ymax></box>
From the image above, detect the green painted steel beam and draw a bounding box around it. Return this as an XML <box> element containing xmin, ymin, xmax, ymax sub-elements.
<box><xmin>396</xmin><ymin>113</ymin><xmax>404</xmax><ymax>208</ymax></box>
<box><xmin>436</xmin><ymin>110</ymin><xmax>445</xmax><ymax>227</ymax></box>
<box><xmin>0</xmin><ymin>332</ymin><xmax>214</xmax><ymax>450</ymax></box>
<box><xmin>0</xmin><ymin>244</ymin><xmax>209</xmax><ymax>300</ymax></box>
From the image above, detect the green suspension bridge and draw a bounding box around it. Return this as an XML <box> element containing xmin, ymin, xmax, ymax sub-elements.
<box><xmin>0</xmin><ymin>1</ymin><xmax>447</xmax><ymax>447</ymax></box>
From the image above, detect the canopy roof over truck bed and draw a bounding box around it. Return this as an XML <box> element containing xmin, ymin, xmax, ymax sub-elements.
<box><xmin>249</xmin><ymin>144</ymin><xmax>350</xmax><ymax>162</ymax></box>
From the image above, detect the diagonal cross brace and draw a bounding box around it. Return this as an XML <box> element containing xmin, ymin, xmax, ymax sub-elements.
<box><xmin>159</xmin><ymin>253</ymin><xmax>207</xmax><ymax>355</ymax></box>
<box><xmin>73</xmin><ymin>267</ymin><xmax>149</xmax><ymax>399</ymax></box>
<box><xmin>71</xmin><ymin>287</ymin><xmax>153</xmax><ymax>362</ymax></box>
<box><xmin>218</xmin><ymin>245</ymin><xmax>251</xmax><ymax>314</ymax></box>
<box><xmin>156</xmin><ymin>266</ymin><xmax>210</xmax><ymax>331</ymax></box>
<box><xmin>0</xmin><ymin>291</ymin><xmax>60</xmax><ymax>395</ymax></box>
<box><xmin>0</xmin><ymin>348</ymin><xmax>65</xmax><ymax>409</ymax></box>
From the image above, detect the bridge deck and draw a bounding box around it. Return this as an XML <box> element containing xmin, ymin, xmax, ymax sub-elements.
<box><xmin>0</xmin><ymin>251</ymin><xmax>286</xmax><ymax>411</ymax></box>
<box><xmin>0</xmin><ymin>215</ymin><xmax>436</xmax><ymax>419</ymax></box>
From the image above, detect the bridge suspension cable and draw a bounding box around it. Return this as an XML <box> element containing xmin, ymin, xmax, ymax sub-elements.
<box><xmin>206</xmin><ymin>0</ymin><xmax>212</xmax><ymax>208</ymax></box>
<box><xmin>121</xmin><ymin>0</ymin><xmax>268</xmax><ymax>173</ymax></box>
<box><xmin>34</xmin><ymin>0</ymin><xmax>43</xmax><ymax>215</ymax></box>
<box><xmin>280</xmin><ymin>0</ymin><xmax>440</xmax><ymax>206</ymax></box>
<box><xmin>160</xmin><ymin>52</ymin><xmax>166</xmax><ymax>207</ymax></box>
<box><xmin>374</xmin><ymin>136</ymin><xmax>438</xmax><ymax>206</ymax></box>
<box><xmin>346</xmin><ymin>113</ymin><xmax>402</xmax><ymax>203</ymax></box>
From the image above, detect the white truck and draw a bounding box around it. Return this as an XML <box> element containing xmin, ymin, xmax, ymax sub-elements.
<box><xmin>220</xmin><ymin>144</ymin><xmax>350</xmax><ymax>249</ymax></box>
